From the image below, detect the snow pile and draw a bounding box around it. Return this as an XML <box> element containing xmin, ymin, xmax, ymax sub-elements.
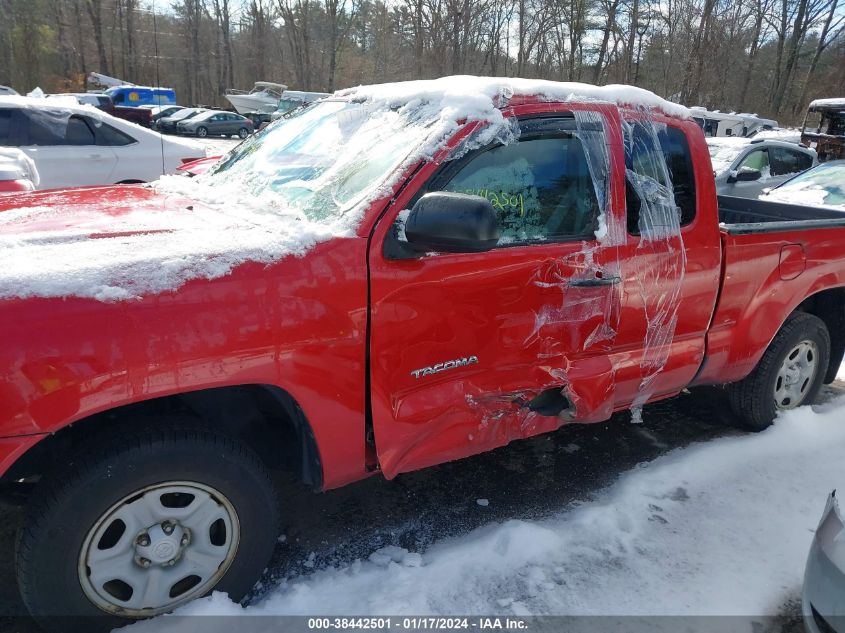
<box><xmin>705</xmin><ymin>137</ymin><xmax>751</xmax><ymax>173</ymax></box>
<box><xmin>0</xmin><ymin>148</ymin><xmax>39</xmax><ymax>187</ymax></box>
<box><xmin>130</xmin><ymin>398</ymin><xmax>845</xmax><ymax>631</ymax></box>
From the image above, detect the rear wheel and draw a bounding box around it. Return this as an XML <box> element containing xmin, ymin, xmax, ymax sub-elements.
<box><xmin>238</xmin><ymin>127</ymin><xmax>249</xmax><ymax>139</ymax></box>
<box><xmin>196</xmin><ymin>126</ymin><xmax>208</xmax><ymax>138</ymax></box>
<box><xmin>17</xmin><ymin>421</ymin><xmax>279</xmax><ymax>632</ymax></box>
<box><xmin>728</xmin><ymin>312</ymin><xmax>830</xmax><ymax>430</ymax></box>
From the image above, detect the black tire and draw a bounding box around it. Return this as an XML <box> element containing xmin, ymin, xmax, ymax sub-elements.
<box><xmin>17</xmin><ymin>420</ymin><xmax>280</xmax><ymax>632</ymax></box>
<box><xmin>728</xmin><ymin>312</ymin><xmax>830</xmax><ymax>430</ymax></box>
<box><xmin>196</xmin><ymin>126</ymin><xmax>208</xmax><ymax>138</ymax></box>
<box><xmin>238</xmin><ymin>127</ymin><xmax>249</xmax><ymax>139</ymax></box>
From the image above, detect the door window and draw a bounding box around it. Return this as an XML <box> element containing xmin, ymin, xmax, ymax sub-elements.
<box><xmin>769</xmin><ymin>147</ymin><xmax>813</xmax><ymax>176</ymax></box>
<box><xmin>95</xmin><ymin>121</ymin><xmax>135</xmax><ymax>146</ymax></box>
<box><xmin>624</xmin><ymin>121</ymin><xmax>696</xmax><ymax>234</ymax></box>
<box><xmin>428</xmin><ymin>133</ymin><xmax>600</xmax><ymax>245</ymax></box>
<box><xmin>64</xmin><ymin>116</ymin><xmax>96</xmax><ymax>145</ymax></box>
<box><xmin>737</xmin><ymin>148</ymin><xmax>769</xmax><ymax>173</ymax></box>
<box><xmin>0</xmin><ymin>110</ymin><xmax>12</xmax><ymax>145</ymax></box>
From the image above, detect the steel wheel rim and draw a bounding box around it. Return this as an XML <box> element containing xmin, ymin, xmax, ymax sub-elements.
<box><xmin>774</xmin><ymin>339</ymin><xmax>819</xmax><ymax>410</ymax></box>
<box><xmin>78</xmin><ymin>481</ymin><xmax>240</xmax><ymax>617</ymax></box>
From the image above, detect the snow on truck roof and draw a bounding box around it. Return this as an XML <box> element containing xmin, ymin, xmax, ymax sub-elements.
<box><xmin>336</xmin><ymin>75</ymin><xmax>690</xmax><ymax>119</ymax></box>
<box><xmin>809</xmin><ymin>98</ymin><xmax>845</xmax><ymax>110</ymax></box>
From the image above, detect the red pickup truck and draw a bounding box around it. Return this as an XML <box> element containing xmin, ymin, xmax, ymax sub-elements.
<box><xmin>1</xmin><ymin>77</ymin><xmax>844</xmax><ymax>630</ymax></box>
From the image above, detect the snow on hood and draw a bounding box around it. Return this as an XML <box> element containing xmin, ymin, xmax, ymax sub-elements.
<box><xmin>762</xmin><ymin>180</ymin><xmax>845</xmax><ymax>209</ymax></box>
<box><xmin>0</xmin><ymin>183</ymin><xmax>343</xmax><ymax>302</ymax></box>
<box><xmin>0</xmin><ymin>76</ymin><xmax>687</xmax><ymax>303</ymax></box>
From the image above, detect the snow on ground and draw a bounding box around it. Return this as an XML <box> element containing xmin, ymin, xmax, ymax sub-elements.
<box><xmin>130</xmin><ymin>394</ymin><xmax>845</xmax><ymax>632</ymax></box>
<box><xmin>196</xmin><ymin>136</ymin><xmax>240</xmax><ymax>157</ymax></box>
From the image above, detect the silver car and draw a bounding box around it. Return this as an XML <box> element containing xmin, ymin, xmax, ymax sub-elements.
<box><xmin>177</xmin><ymin>110</ymin><xmax>254</xmax><ymax>139</ymax></box>
<box><xmin>803</xmin><ymin>491</ymin><xmax>845</xmax><ymax>633</ymax></box>
<box><xmin>708</xmin><ymin>138</ymin><xmax>818</xmax><ymax>198</ymax></box>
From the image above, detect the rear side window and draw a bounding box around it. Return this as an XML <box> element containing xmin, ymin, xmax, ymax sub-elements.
<box><xmin>769</xmin><ymin>147</ymin><xmax>813</xmax><ymax>176</ymax></box>
<box><xmin>625</xmin><ymin>121</ymin><xmax>697</xmax><ymax>234</ymax></box>
<box><xmin>435</xmin><ymin>135</ymin><xmax>599</xmax><ymax>244</ymax></box>
<box><xmin>95</xmin><ymin>122</ymin><xmax>135</xmax><ymax>146</ymax></box>
<box><xmin>65</xmin><ymin>116</ymin><xmax>96</xmax><ymax>145</ymax></box>
<box><xmin>0</xmin><ymin>110</ymin><xmax>11</xmax><ymax>145</ymax></box>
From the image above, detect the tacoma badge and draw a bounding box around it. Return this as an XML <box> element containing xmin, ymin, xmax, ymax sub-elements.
<box><xmin>411</xmin><ymin>356</ymin><xmax>479</xmax><ymax>379</ymax></box>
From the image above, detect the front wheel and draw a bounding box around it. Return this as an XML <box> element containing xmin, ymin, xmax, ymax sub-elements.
<box><xmin>17</xmin><ymin>422</ymin><xmax>280</xmax><ymax>632</ymax></box>
<box><xmin>728</xmin><ymin>312</ymin><xmax>830</xmax><ymax>430</ymax></box>
<box><xmin>238</xmin><ymin>127</ymin><xmax>250</xmax><ymax>139</ymax></box>
<box><xmin>196</xmin><ymin>126</ymin><xmax>208</xmax><ymax>138</ymax></box>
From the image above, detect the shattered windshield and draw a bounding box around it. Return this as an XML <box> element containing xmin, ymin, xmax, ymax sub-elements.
<box><xmin>205</xmin><ymin>100</ymin><xmax>432</xmax><ymax>221</ymax></box>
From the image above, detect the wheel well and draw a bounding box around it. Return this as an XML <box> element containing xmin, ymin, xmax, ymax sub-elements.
<box><xmin>795</xmin><ymin>287</ymin><xmax>845</xmax><ymax>384</ymax></box>
<box><xmin>2</xmin><ymin>385</ymin><xmax>323</xmax><ymax>488</ymax></box>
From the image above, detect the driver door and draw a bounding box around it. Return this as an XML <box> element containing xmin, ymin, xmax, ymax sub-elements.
<box><xmin>367</xmin><ymin>109</ymin><xmax>637</xmax><ymax>477</ymax></box>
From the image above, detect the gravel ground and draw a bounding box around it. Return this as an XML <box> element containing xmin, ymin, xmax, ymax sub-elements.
<box><xmin>2</xmin><ymin>382</ymin><xmax>842</xmax><ymax>631</ymax></box>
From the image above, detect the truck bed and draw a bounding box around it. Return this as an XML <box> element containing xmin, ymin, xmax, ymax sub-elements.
<box><xmin>718</xmin><ymin>195</ymin><xmax>845</xmax><ymax>234</ymax></box>
<box><xmin>695</xmin><ymin>195</ymin><xmax>845</xmax><ymax>387</ymax></box>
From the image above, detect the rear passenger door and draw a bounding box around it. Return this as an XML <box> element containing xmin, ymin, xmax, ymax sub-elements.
<box><xmin>368</xmin><ymin>111</ymin><xmax>639</xmax><ymax>477</ymax></box>
<box><xmin>618</xmin><ymin>114</ymin><xmax>721</xmax><ymax>408</ymax></box>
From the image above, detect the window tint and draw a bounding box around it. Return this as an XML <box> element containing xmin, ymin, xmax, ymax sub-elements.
<box><xmin>65</xmin><ymin>116</ymin><xmax>96</xmax><ymax>145</ymax></box>
<box><xmin>95</xmin><ymin>121</ymin><xmax>135</xmax><ymax>146</ymax></box>
<box><xmin>625</xmin><ymin>121</ymin><xmax>697</xmax><ymax>234</ymax></box>
<box><xmin>769</xmin><ymin>147</ymin><xmax>812</xmax><ymax>176</ymax></box>
<box><xmin>436</xmin><ymin>136</ymin><xmax>599</xmax><ymax>244</ymax></box>
<box><xmin>0</xmin><ymin>110</ymin><xmax>11</xmax><ymax>145</ymax></box>
<box><xmin>738</xmin><ymin>148</ymin><xmax>769</xmax><ymax>172</ymax></box>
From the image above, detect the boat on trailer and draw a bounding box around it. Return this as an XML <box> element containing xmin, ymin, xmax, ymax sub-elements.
<box><xmin>224</xmin><ymin>82</ymin><xmax>287</xmax><ymax>115</ymax></box>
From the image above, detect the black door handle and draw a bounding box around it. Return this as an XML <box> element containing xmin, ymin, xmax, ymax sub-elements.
<box><xmin>568</xmin><ymin>276</ymin><xmax>622</xmax><ymax>287</ymax></box>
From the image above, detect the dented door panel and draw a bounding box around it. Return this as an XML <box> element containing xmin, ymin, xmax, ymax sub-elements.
<box><xmin>368</xmin><ymin>103</ymin><xmax>721</xmax><ymax>478</ymax></box>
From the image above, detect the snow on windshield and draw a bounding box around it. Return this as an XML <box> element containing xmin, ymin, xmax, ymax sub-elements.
<box><xmin>705</xmin><ymin>137</ymin><xmax>750</xmax><ymax>174</ymax></box>
<box><xmin>0</xmin><ymin>76</ymin><xmax>688</xmax><ymax>302</ymax></box>
<box><xmin>762</xmin><ymin>162</ymin><xmax>845</xmax><ymax>208</ymax></box>
<box><xmin>129</xmin><ymin>397</ymin><xmax>845</xmax><ymax>629</ymax></box>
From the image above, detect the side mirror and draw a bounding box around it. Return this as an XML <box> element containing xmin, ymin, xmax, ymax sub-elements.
<box><xmin>728</xmin><ymin>167</ymin><xmax>762</xmax><ymax>183</ymax></box>
<box><xmin>405</xmin><ymin>192</ymin><xmax>500</xmax><ymax>254</ymax></box>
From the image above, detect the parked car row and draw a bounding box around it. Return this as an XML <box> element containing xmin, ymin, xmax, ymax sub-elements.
<box><xmin>154</xmin><ymin>106</ymin><xmax>254</xmax><ymax>138</ymax></box>
<box><xmin>0</xmin><ymin>96</ymin><xmax>205</xmax><ymax>190</ymax></box>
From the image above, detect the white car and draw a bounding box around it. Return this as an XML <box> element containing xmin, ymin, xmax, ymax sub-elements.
<box><xmin>0</xmin><ymin>95</ymin><xmax>205</xmax><ymax>190</ymax></box>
